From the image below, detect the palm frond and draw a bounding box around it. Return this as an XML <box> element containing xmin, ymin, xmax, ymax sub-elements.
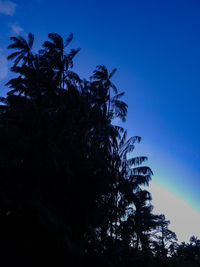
<box><xmin>28</xmin><ymin>33</ymin><xmax>34</xmax><ymax>48</ymax></box>
<box><xmin>68</xmin><ymin>48</ymin><xmax>81</xmax><ymax>59</ymax></box>
<box><xmin>131</xmin><ymin>166</ymin><xmax>153</xmax><ymax>176</ymax></box>
<box><xmin>119</xmin><ymin>130</ymin><xmax>127</xmax><ymax>148</ymax></box>
<box><xmin>18</xmin><ymin>36</ymin><xmax>27</xmax><ymax>46</ymax></box>
<box><xmin>131</xmin><ymin>174</ymin><xmax>152</xmax><ymax>187</ymax></box>
<box><xmin>109</xmin><ymin>68</ymin><xmax>117</xmax><ymax>79</ymax></box>
<box><xmin>7</xmin><ymin>51</ymin><xmax>22</xmax><ymax>60</ymax></box>
<box><xmin>112</xmin><ymin>92</ymin><xmax>125</xmax><ymax>100</ymax></box>
<box><xmin>65</xmin><ymin>33</ymin><xmax>73</xmax><ymax>47</ymax></box>
<box><xmin>110</xmin><ymin>82</ymin><xmax>118</xmax><ymax>94</ymax></box>
<box><xmin>8</xmin><ymin>42</ymin><xmax>26</xmax><ymax>50</ymax></box>
<box><xmin>127</xmin><ymin>156</ymin><xmax>148</xmax><ymax>166</ymax></box>
<box><xmin>48</xmin><ymin>33</ymin><xmax>62</xmax><ymax>43</ymax></box>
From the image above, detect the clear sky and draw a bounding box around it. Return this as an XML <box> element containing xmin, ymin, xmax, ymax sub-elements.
<box><xmin>0</xmin><ymin>0</ymin><xmax>200</xmax><ymax>242</ymax></box>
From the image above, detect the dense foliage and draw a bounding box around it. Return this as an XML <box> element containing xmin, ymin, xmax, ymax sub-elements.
<box><xmin>0</xmin><ymin>32</ymin><xmax>199</xmax><ymax>266</ymax></box>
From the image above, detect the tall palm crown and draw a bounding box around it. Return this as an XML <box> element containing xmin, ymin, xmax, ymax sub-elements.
<box><xmin>91</xmin><ymin>65</ymin><xmax>127</xmax><ymax>122</ymax></box>
<box><xmin>7</xmin><ymin>33</ymin><xmax>34</xmax><ymax>68</ymax></box>
<box><xmin>41</xmin><ymin>33</ymin><xmax>80</xmax><ymax>89</ymax></box>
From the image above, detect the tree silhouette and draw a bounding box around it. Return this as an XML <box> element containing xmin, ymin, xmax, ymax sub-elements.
<box><xmin>152</xmin><ymin>214</ymin><xmax>177</xmax><ymax>258</ymax></box>
<box><xmin>41</xmin><ymin>32</ymin><xmax>80</xmax><ymax>89</ymax></box>
<box><xmin>0</xmin><ymin>32</ymin><xmax>195</xmax><ymax>267</ymax></box>
<box><xmin>7</xmin><ymin>33</ymin><xmax>34</xmax><ymax>67</ymax></box>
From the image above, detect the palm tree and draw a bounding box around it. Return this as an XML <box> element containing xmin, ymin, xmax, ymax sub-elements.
<box><xmin>91</xmin><ymin>65</ymin><xmax>127</xmax><ymax>121</ymax></box>
<box><xmin>132</xmin><ymin>189</ymin><xmax>154</xmax><ymax>251</ymax></box>
<box><xmin>41</xmin><ymin>33</ymin><xmax>80</xmax><ymax>89</ymax></box>
<box><xmin>97</xmin><ymin>128</ymin><xmax>152</xmax><ymax>248</ymax></box>
<box><xmin>7</xmin><ymin>33</ymin><xmax>34</xmax><ymax>68</ymax></box>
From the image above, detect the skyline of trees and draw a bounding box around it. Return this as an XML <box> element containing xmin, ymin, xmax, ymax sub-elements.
<box><xmin>0</xmin><ymin>32</ymin><xmax>199</xmax><ymax>266</ymax></box>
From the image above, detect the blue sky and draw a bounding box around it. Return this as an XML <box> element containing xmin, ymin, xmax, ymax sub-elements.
<box><xmin>0</xmin><ymin>0</ymin><xmax>200</xmax><ymax>241</ymax></box>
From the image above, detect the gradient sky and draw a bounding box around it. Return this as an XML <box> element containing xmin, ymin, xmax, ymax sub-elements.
<box><xmin>0</xmin><ymin>0</ymin><xmax>200</xmax><ymax>242</ymax></box>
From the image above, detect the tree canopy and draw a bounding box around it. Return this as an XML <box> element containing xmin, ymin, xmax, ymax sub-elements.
<box><xmin>0</xmin><ymin>32</ymin><xmax>198</xmax><ymax>267</ymax></box>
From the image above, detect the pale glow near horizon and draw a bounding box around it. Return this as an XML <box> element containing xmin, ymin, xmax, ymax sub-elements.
<box><xmin>148</xmin><ymin>182</ymin><xmax>200</xmax><ymax>243</ymax></box>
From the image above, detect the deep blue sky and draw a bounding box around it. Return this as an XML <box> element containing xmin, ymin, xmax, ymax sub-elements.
<box><xmin>0</xmin><ymin>0</ymin><xmax>200</xmax><ymax>218</ymax></box>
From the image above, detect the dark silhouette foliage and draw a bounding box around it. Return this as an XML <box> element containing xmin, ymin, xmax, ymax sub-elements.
<box><xmin>0</xmin><ymin>32</ymin><xmax>198</xmax><ymax>266</ymax></box>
